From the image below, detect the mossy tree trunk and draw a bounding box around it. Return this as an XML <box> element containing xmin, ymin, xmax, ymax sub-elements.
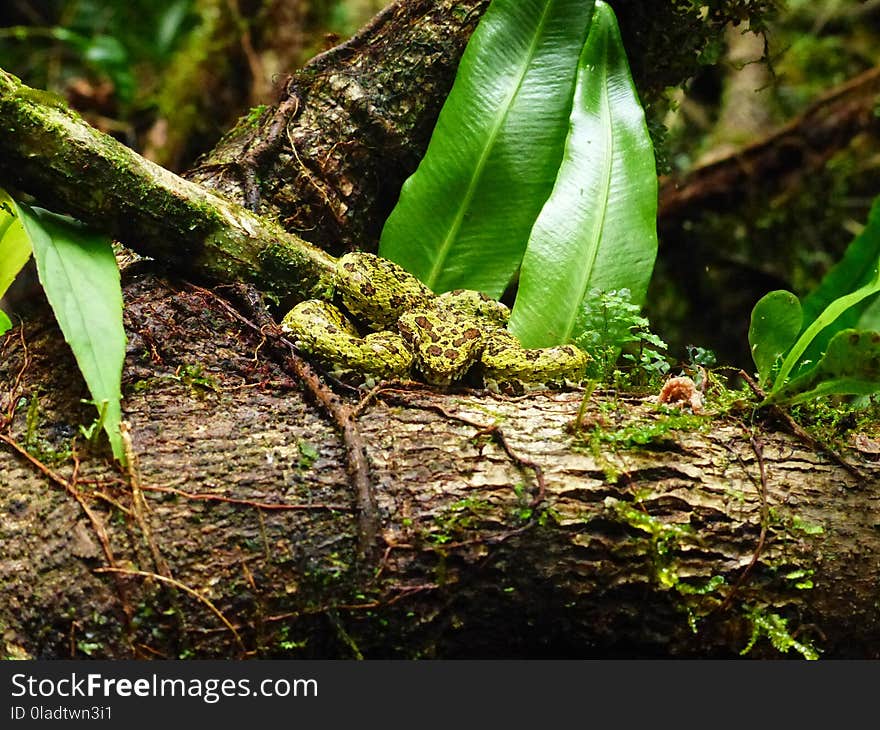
<box><xmin>1</xmin><ymin>279</ymin><xmax>878</xmax><ymax>659</ymax></box>
<box><xmin>1</xmin><ymin>0</ymin><xmax>875</xmax><ymax>660</ymax></box>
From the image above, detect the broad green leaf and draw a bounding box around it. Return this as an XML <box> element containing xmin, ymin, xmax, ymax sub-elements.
<box><xmin>0</xmin><ymin>309</ymin><xmax>11</xmax><ymax>335</ymax></box>
<box><xmin>378</xmin><ymin>0</ymin><xmax>596</xmax><ymax>297</ymax></box>
<box><xmin>770</xmin><ymin>264</ymin><xmax>880</xmax><ymax>396</ymax></box>
<box><xmin>508</xmin><ymin>1</ymin><xmax>657</xmax><ymax>348</ymax></box>
<box><xmin>766</xmin><ymin>329</ymin><xmax>880</xmax><ymax>406</ymax></box>
<box><xmin>856</xmin><ymin>293</ymin><xmax>880</xmax><ymax>331</ymax></box>
<box><xmin>18</xmin><ymin>204</ymin><xmax>127</xmax><ymax>464</ymax></box>
<box><xmin>0</xmin><ymin>188</ymin><xmax>34</xmax><ymax>301</ymax></box>
<box><xmin>799</xmin><ymin>197</ymin><xmax>880</xmax><ymax>365</ymax></box>
<box><xmin>748</xmin><ymin>290</ymin><xmax>802</xmax><ymax>387</ymax></box>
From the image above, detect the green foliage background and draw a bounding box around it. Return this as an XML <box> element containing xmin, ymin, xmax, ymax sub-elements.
<box><xmin>0</xmin><ymin>1</ymin><xmax>386</xmax><ymax>169</ymax></box>
<box><xmin>3</xmin><ymin>0</ymin><xmax>878</xmax><ymax>368</ymax></box>
<box><xmin>654</xmin><ymin>0</ymin><xmax>880</xmax><ymax>366</ymax></box>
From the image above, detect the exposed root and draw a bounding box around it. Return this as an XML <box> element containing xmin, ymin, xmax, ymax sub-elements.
<box><xmin>240</xmin><ymin>84</ymin><xmax>302</xmax><ymax>210</ymax></box>
<box><xmin>188</xmin><ymin>283</ymin><xmax>379</xmax><ymax>564</ymax></box>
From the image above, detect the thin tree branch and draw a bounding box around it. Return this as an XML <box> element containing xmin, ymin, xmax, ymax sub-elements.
<box><xmin>0</xmin><ymin>69</ymin><xmax>336</xmax><ymax>301</ymax></box>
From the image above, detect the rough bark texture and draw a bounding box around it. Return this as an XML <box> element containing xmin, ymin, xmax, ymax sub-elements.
<box><xmin>2</xmin><ymin>1</ymin><xmax>876</xmax><ymax>660</ymax></box>
<box><xmin>1</xmin><ymin>274</ymin><xmax>878</xmax><ymax>659</ymax></box>
<box><xmin>186</xmin><ymin>0</ymin><xmax>491</xmax><ymax>254</ymax></box>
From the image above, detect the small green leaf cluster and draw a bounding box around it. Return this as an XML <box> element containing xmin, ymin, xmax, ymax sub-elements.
<box><xmin>0</xmin><ymin>188</ymin><xmax>127</xmax><ymax>464</ymax></box>
<box><xmin>574</xmin><ymin>288</ymin><xmax>670</xmax><ymax>383</ymax></box>
<box><xmin>590</xmin><ymin>410</ymin><xmax>706</xmax><ymax>449</ymax></box>
<box><xmin>740</xmin><ymin>605</ymin><xmax>820</xmax><ymax>660</ymax></box>
<box><xmin>379</xmin><ymin>0</ymin><xmax>658</xmax><ymax>354</ymax></box>
<box><xmin>0</xmin><ymin>1</ymin><xmax>197</xmax><ymax>108</ymax></box>
<box><xmin>606</xmin><ymin>496</ymin><xmax>727</xmax><ymax>633</ymax></box>
<box><xmin>748</xmin><ymin>197</ymin><xmax>880</xmax><ymax>406</ymax></box>
<box><xmin>790</xmin><ymin>396</ymin><xmax>880</xmax><ymax>448</ymax></box>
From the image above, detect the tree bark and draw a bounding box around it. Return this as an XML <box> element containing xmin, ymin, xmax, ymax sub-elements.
<box><xmin>2</xmin><ymin>1</ymin><xmax>875</xmax><ymax>660</ymax></box>
<box><xmin>1</xmin><ymin>276</ymin><xmax>878</xmax><ymax>659</ymax></box>
<box><xmin>185</xmin><ymin>0</ymin><xmax>490</xmax><ymax>253</ymax></box>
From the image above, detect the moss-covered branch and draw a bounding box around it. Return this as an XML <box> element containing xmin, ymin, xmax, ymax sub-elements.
<box><xmin>659</xmin><ymin>65</ymin><xmax>880</xmax><ymax>226</ymax></box>
<box><xmin>0</xmin><ymin>1</ymin><xmax>778</xmax><ymax>285</ymax></box>
<box><xmin>0</xmin><ymin>69</ymin><xmax>335</xmax><ymax>301</ymax></box>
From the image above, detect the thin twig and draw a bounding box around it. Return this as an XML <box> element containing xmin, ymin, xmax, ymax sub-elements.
<box><xmin>740</xmin><ymin>370</ymin><xmax>866</xmax><ymax>481</ymax></box>
<box><xmin>196</xmin><ymin>584</ymin><xmax>441</xmax><ymax>637</ymax></box>
<box><xmin>140</xmin><ymin>483</ymin><xmax>353</xmax><ymax>512</ymax></box>
<box><xmin>134</xmin><ymin>643</ymin><xmax>169</xmax><ymax>659</ymax></box>
<box><xmin>94</xmin><ymin>567</ymin><xmax>246</xmax><ymax>654</ymax></box>
<box><xmin>715</xmin><ymin>433</ymin><xmax>769</xmax><ymax>614</ymax></box>
<box><xmin>121</xmin><ymin>422</ymin><xmax>172</xmax><ymax>580</ymax></box>
<box><xmin>2</xmin><ymin>323</ymin><xmax>29</xmax><ymax>427</ymax></box>
<box><xmin>91</xmin><ymin>490</ymin><xmax>133</xmax><ymax>516</ymax></box>
<box><xmin>336</xmin><ymin>584</ymin><xmax>439</xmax><ymax>611</ymax></box>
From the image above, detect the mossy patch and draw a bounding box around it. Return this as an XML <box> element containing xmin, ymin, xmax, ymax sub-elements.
<box><xmin>604</xmin><ymin>493</ymin><xmax>822</xmax><ymax>655</ymax></box>
<box><xmin>591</xmin><ymin>409</ymin><xmax>709</xmax><ymax>448</ymax></box>
<box><xmin>426</xmin><ymin>496</ymin><xmax>492</xmax><ymax>545</ymax></box>
<box><xmin>740</xmin><ymin>604</ymin><xmax>820</xmax><ymax>660</ymax></box>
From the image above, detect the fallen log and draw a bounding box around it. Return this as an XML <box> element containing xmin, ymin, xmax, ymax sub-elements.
<box><xmin>1</xmin><ymin>1</ymin><xmax>874</xmax><ymax>660</ymax></box>
<box><xmin>1</xmin><ymin>274</ymin><xmax>877</xmax><ymax>659</ymax></box>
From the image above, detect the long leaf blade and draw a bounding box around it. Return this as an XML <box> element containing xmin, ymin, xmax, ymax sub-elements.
<box><xmin>0</xmin><ymin>309</ymin><xmax>11</xmax><ymax>335</ymax></box>
<box><xmin>0</xmin><ymin>188</ymin><xmax>34</xmax><ymax>301</ymax></box>
<box><xmin>508</xmin><ymin>1</ymin><xmax>657</xmax><ymax>348</ymax></box>
<box><xmin>378</xmin><ymin>0</ymin><xmax>596</xmax><ymax>297</ymax></box>
<box><xmin>799</xmin><ymin>197</ymin><xmax>880</xmax><ymax>364</ymax></box>
<box><xmin>20</xmin><ymin>204</ymin><xmax>127</xmax><ymax>463</ymax></box>
<box><xmin>766</xmin><ymin>329</ymin><xmax>880</xmax><ymax>405</ymax></box>
<box><xmin>770</xmin><ymin>264</ymin><xmax>880</xmax><ymax>394</ymax></box>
